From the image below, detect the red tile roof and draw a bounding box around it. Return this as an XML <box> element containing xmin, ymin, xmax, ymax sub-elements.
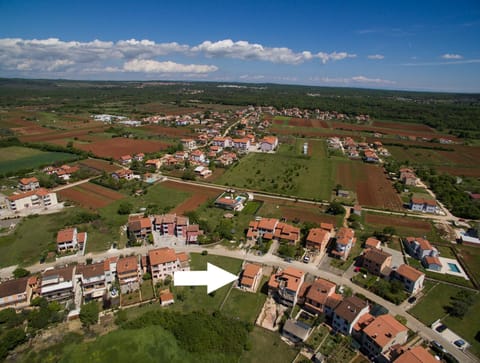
<box><xmin>396</xmin><ymin>264</ymin><xmax>424</xmax><ymax>282</ymax></box>
<box><xmin>56</xmin><ymin>228</ymin><xmax>76</xmax><ymax>244</ymax></box>
<box><xmin>7</xmin><ymin>188</ymin><xmax>50</xmax><ymax>201</ymax></box>
<box><xmin>117</xmin><ymin>256</ymin><xmax>138</xmax><ymax>274</ymax></box>
<box><xmin>19</xmin><ymin>177</ymin><xmax>38</xmax><ymax>185</ymax></box>
<box><xmin>395</xmin><ymin>346</ymin><xmax>437</xmax><ymax>363</ymax></box>
<box><xmin>149</xmin><ymin>247</ymin><xmax>177</xmax><ymax>266</ymax></box>
<box><xmin>362</xmin><ymin>314</ymin><xmax>408</xmax><ymax>348</ymax></box>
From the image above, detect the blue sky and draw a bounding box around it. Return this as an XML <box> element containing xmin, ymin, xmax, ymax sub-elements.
<box><xmin>0</xmin><ymin>0</ymin><xmax>479</xmax><ymax>92</ymax></box>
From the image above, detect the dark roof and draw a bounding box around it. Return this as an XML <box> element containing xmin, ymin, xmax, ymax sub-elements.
<box><xmin>363</xmin><ymin>248</ymin><xmax>392</xmax><ymax>265</ymax></box>
<box><xmin>0</xmin><ymin>277</ymin><xmax>29</xmax><ymax>298</ymax></box>
<box><xmin>334</xmin><ymin>296</ymin><xmax>368</xmax><ymax>323</ymax></box>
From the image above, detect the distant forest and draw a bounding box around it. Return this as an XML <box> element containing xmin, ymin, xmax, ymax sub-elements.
<box><xmin>1</xmin><ymin>78</ymin><xmax>479</xmax><ymax>135</ymax></box>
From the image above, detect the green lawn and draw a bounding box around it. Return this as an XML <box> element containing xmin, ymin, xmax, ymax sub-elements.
<box><xmin>221</xmin><ymin>277</ymin><xmax>268</xmax><ymax>323</ymax></box>
<box><xmin>240</xmin><ymin>327</ymin><xmax>299</xmax><ymax>363</ymax></box>
<box><xmin>456</xmin><ymin>244</ymin><xmax>480</xmax><ymax>284</ymax></box>
<box><xmin>217</xmin><ymin>139</ymin><xmax>334</xmax><ymax>200</ymax></box>
<box><xmin>0</xmin><ymin>146</ymin><xmax>77</xmax><ymax>174</ymax></box>
<box><xmin>409</xmin><ymin>282</ymin><xmax>480</xmax><ymax>357</ymax></box>
<box><xmin>169</xmin><ymin>253</ymin><xmax>243</xmax><ymax>313</ymax></box>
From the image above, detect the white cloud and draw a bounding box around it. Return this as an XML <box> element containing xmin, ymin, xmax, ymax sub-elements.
<box><xmin>441</xmin><ymin>53</ymin><xmax>463</xmax><ymax>59</ymax></box>
<box><xmin>123</xmin><ymin>59</ymin><xmax>218</xmax><ymax>73</ymax></box>
<box><xmin>351</xmin><ymin>75</ymin><xmax>395</xmax><ymax>84</ymax></box>
<box><xmin>191</xmin><ymin>39</ymin><xmax>355</xmax><ymax>64</ymax></box>
<box><xmin>368</xmin><ymin>54</ymin><xmax>384</xmax><ymax>60</ymax></box>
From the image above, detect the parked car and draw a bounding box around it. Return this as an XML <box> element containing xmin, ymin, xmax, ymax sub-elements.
<box><xmin>454</xmin><ymin>339</ymin><xmax>466</xmax><ymax>348</ymax></box>
<box><xmin>408</xmin><ymin>296</ymin><xmax>417</xmax><ymax>304</ymax></box>
<box><xmin>303</xmin><ymin>255</ymin><xmax>310</xmax><ymax>263</ymax></box>
<box><xmin>436</xmin><ymin>324</ymin><xmax>447</xmax><ymax>333</ymax></box>
<box><xmin>431</xmin><ymin>340</ymin><xmax>445</xmax><ymax>353</ymax></box>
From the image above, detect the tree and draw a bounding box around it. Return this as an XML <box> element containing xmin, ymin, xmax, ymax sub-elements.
<box><xmin>117</xmin><ymin>201</ymin><xmax>133</xmax><ymax>215</ymax></box>
<box><xmin>383</xmin><ymin>226</ymin><xmax>396</xmax><ymax>237</ymax></box>
<box><xmin>13</xmin><ymin>267</ymin><xmax>30</xmax><ymax>278</ymax></box>
<box><xmin>79</xmin><ymin>301</ymin><xmax>99</xmax><ymax>329</ymax></box>
<box><xmin>327</xmin><ymin>201</ymin><xmax>345</xmax><ymax>215</ymax></box>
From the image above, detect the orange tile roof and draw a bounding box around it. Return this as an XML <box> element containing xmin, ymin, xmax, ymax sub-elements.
<box><xmin>7</xmin><ymin>188</ymin><xmax>50</xmax><ymax>201</ymax></box>
<box><xmin>365</xmin><ymin>237</ymin><xmax>381</xmax><ymax>248</ymax></box>
<box><xmin>175</xmin><ymin>252</ymin><xmax>189</xmax><ymax>263</ymax></box>
<box><xmin>56</xmin><ymin>228</ymin><xmax>76</xmax><ymax>244</ymax></box>
<box><xmin>307</xmin><ymin>228</ymin><xmax>329</xmax><ymax>246</ymax></box>
<box><xmin>19</xmin><ymin>177</ymin><xmax>38</xmax><ymax>185</ymax></box>
<box><xmin>424</xmin><ymin>256</ymin><xmax>442</xmax><ymax>266</ymax></box>
<box><xmin>160</xmin><ymin>291</ymin><xmax>174</xmax><ymax>303</ymax></box>
<box><xmin>396</xmin><ymin>264</ymin><xmax>424</xmax><ymax>282</ymax></box>
<box><xmin>395</xmin><ymin>346</ymin><xmax>437</xmax><ymax>363</ymax></box>
<box><xmin>257</xmin><ymin>218</ymin><xmax>278</xmax><ymax>231</ymax></box>
<box><xmin>320</xmin><ymin>223</ymin><xmax>334</xmax><ymax>232</ymax></box>
<box><xmin>406</xmin><ymin>237</ymin><xmax>433</xmax><ymax>251</ymax></box>
<box><xmin>363</xmin><ymin>314</ymin><xmax>408</xmax><ymax>348</ymax></box>
<box><xmin>149</xmin><ymin>247</ymin><xmax>177</xmax><ymax>266</ymax></box>
<box><xmin>305</xmin><ymin>278</ymin><xmax>335</xmax><ymax>306</ymax></box>
<box><xmin>243</xmin><ymin>263</ymin><xmax>261</xmax><ymax>278</ymax></box>
<box><xmin>117</xmin><ymin>256</ymin><xmax>138</xmax><ymax>274</ymax></box>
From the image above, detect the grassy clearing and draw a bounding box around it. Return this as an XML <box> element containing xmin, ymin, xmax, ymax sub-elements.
<box><xmin>221</xmin><ymin>277</ymin><xmax>268</xmax><ymax>323</ymax></box>
<box><xmin>217</xmin><ymin>139</ymin><xmax>334</xmax><ymax>200</ymax></box>
<box><xmin>240</xmin><ymin>326</ymin><xmax>299</xmax><ymax>363</ymax></box>
<box><xmin>167</xmin><ymin>253</ymin><xmax>243</xmax><ymax>314</ymax></box>
<box><xmin>409</xmin><ymin>282</ymin><xmax>480</xmax><ymax>357</ymax></box>
<box><xmin>456</xmin><ymin>244</ymin><xmax>480</xmax><ymax>283</ymax></box>
<box><xmin>0</xmin><ymin>146</ymin><xmax>77</xmax><ymax>174</ymax></box>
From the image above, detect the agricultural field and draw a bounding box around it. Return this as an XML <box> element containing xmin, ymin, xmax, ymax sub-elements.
<box><xmin>74</xmin><ymin>138</ymin><xmax>170</xmax><ymax>159</ymax></box>
<box><xmin>336</xmin><ymin>161</ymin><xmax>403</xmax><ymax>210</ymax></box>
<box><xmin>0</xmin><ymin>146</ymin><xmax>77</xmax><ymax>174</ymax></box>
<box><xmin>217</xmin><ymin>138</ymin><xmax>334</xmax><ymax>200</ymax></box>
<box><xmin>364</xmin><ymin>213</ymin><xmax>432</xmax><ymax>236</ymax></box>
<box><xmin>58</xmin><ymin>182</ymin><xmax>125</xmax><ymax>209</ymax></box>
<box><xmin>77</xmin><ymin>158</ymin><xmax>121</xmax><ymax>173</ymax></box>
<box><xmin>162</xmin><ymin>180</ymin><xmax>220</xmax><ymax>215</ymax></box>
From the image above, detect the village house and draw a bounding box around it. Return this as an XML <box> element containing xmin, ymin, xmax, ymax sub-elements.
<box><xmin>133</xmin><ymin>153</ymin><xmax>145</xmax><ymax>162</ymax></box>
<box><xmin>232</xmin><ymin>138</ymin><xmax>250</xmax><ymax>151</ymax></box>
<box><xmin>104</xmin><ymin>256</ymin><xmax>118</xmax><ymax>286</ymax></box>
<box><xmin>0</xmin><ymin>276</ymin><xmax>38</xmax><ymax>310</ymax></box>
<box><xmin>365</xmin><ymin>237</ymin><xmax>381</xmax><ymax>249</ymax></box>
<box><xmin>44</xmin><ymin>165</ymin><xmax>79</xmax><ymax>181</ymax></box>
<box><xmin>331</xmin><ymin>227</ymin><xmax>356</xmax><ymax>261</ymax></box>
<box><xmin>40</xmin><ymin>265</ymin><xmax>76</xmax><ymax>303</ymax></box>
<box><xmin>410</xmin><ymin>197</ymin><xmax>437</xmax><ymax>214</ymax></box>
<box><xmin>364</xmin><ymin>150</ymin><xmax>379</xmax><ymax>163</ymax></box>
<box><xmin>190</xmin><ymin>149</ymin><xmax>206</xmax><ymax>163</ymax></box>
<box><xmin>359</xmin><ymin>314</ymin><xmax>408</xmax><ymax>359</ymax></box>
<box><xmin>282</xmin><ymin>319</ymin><xmax>313</xmax><ymax>343</ymax></box>
<box><xmin>128</xmin><ymin>216</ymin><xmax>152</xmax><ymax>241</ymax></box>
<box><xmin>145</xmin><ymin>159</ymin><xmax>162</xmax><ymax>170</ymax></box>
<box><xmin>273</xmin><ymin>222</ymin><xmax>301</xmax><ymax>244</ymax></box>
<box><xmin>403</xmin><ymin>237</ymin><xmax>438</xmax><ymax>260</ymax></box>
<box><xmin>259</xmin><ymin>136</ymin><xmax>279</xmax><ymax>152</ymax></box>
<box><xmin>18</xmin><ymin>177</ymin><xmax>40</xmax><ymax>191</ymax></box>
<box><xmin>268</xmin><ymin>267</ymin><xmax>305</xmax><ymax>306</ymax></box>
<box><xmin>111</xmin><ymin>168</ymin><xmax>135</xmax><ymax>181</ymax></box>
<box><xmin>186</xmin><ymin>224</ymin><xmax>202</xmax><ymax>244</ymax></box>
<box><xmin>324</xmin><ymin>294</ymin><xmax>344</xmax><ymax>321</ymax></box>
<box><xmin>215</xmin><ymin>152</ymin><xmax>238</xmax><ymax>166</ymax></box>
<box><xmin>194</xmin><ymin>166</ymin><xmax>212</xmax><ymax>178</ymax></box>
<box><xmin>239</xmin><ymin>263</ymin><xmax>263</xmax><ymax>292</ymax></box>
<box><xmin>76</xmin><ymin>262</ymin><xmax>106</xmax><ymax>301</ymax></box>
<box><xmin>212</xmin><ymin>136</ymin><xmax>232</xmax><ymax>148</ymax></box>
<box><xmin>399</xmin><ymin>168</ymin><xmax>418</xmax><ymax>186</ymax></box>
<box><xmin>392</xmin><ymin>264</ymin><xmax>425</xmax><ymax>295</ymax></box>
<box><xmin>361</xmin><ymin>248</ymin><xmax>392</xmax><ymax>276</ymax></box>
<box><xmin>422</xmin><ymin>255</ymin><xmax>443</xmax><ymax>271</ymax></box>
<box><xmin>394</xmin><ymin>346</ymin><xmax>438</xmax><ymax>363</ymax></box>
<box><xmin>320</xmin><ymin>222</ymin><xmax>335</xmax><ymax>233</ymax></box>
<box><xmin>300</xmin><ymin>278</ymin><xmax>336</xmax><ymax>315</ymax></box>
<box><xmin>56</xmin><ymin>227</ymin><xmax>87</xmax><ymax>253</ymax></box>
<box><xmin>181</xmin><ymin>138</ymin><xmax>196</xmax><ymax>150</ymax></box>
<box><xmin>116</xmin><ymin>255</ymin><xmax>140</xmax><ymax>293</ymax></box>
<box><xmin>119</xmin><ymin>155</ymin><xmax>132</xmax><ymax>165</ymax></box>
<box><xmin>7</xmin><ymin>188</ymin><xmax>58</xmax><ymax>213</ymax></box>
<box><xmin>159</xmin><ymin>290</ymin><xmax>175</xmax><ymax>306</ymax></box>
<box><xmin>148</xmin><ymin>248</ymin><xmax>190</xmax><ymax>282</ymax></box>
<box><xmin>247</xmin><ymin>218</ymin><xmax>300</xmax><ymax>244</ymax></box>
<box><xmin>214</xmin><ymin>195</ymin><xmax>244</xmax><ymax>211</ymax></box>
<box><xmin>306</xmin><ymin>228</ymin><xmax>331</xmax><ymax>256</ymax></box>
<box><xmin>332</xmin><ymin>295</ymin><xmax>370</xmax><ymax>335</ymax></box>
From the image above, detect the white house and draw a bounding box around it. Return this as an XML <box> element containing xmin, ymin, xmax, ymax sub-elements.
<box><xmin>7</xmin><ymin>188</ymin><xmax>58</xmax><ymax>212</ymax></box>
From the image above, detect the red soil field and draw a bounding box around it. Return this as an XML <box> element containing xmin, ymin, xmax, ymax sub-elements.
<box><xmin>58</xmin><ymin>183</ymin><xmax>124</xmax><ymax>208</ymax></box>
<box><xmin>141</xmin><ymin>125</ymin><xmax>194</xmax><ymax>138</ymax></box>
<box><xmin>75</xmin><ymin>138</ymin><xmax>170</xmax><ymax>159</ymax></box>
<box><xmin>273</xmin><ymin>119</ymin><xmax>285</xmax><ymax>125</ymax></box>
<box><xmin>356</xmin><ymin>165</ymin><xmax>403</xmax><ymax>210</ymax></box>
<box><xmin>336</xmin><ymin>162</ymin><xmax>355</xmax><ymax>190</ymax></box>
<box><xmin>78</xmin><ymin>159</ymin><xmax>121</xmax><ymax>173</ymax></box>
<box><xmin>288</xmin><ymin>118</ymin><xmax>313</xmax><ymax>127</ymax></box>
<box><xmin>311</xmin><ymin>120</ymin><xmax>329</xmax><ymax>128</ymax></box>
<box><xmin>162</xmin><ymin>180</ymin><xmax>219</xmax><ymax>214</ymax></box>
<box><xmin>372</xmin><ymin>120</ymin><xmax>435</xmax><ymax>132</ymax></box>
<box><xmin>365</xmin><ymin>214</ymin><xmax>431</xmax><ymax>231</ymax></box>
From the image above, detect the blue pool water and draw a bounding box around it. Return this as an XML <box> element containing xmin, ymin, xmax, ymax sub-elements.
<box><xmin>236</xmin><ymin>196</ymin><xmax>244</xmax><ymax>202</ymax></box>
<box><xmin>448</xmin><ymin>263</ymin><xmax>460</xmax><ymax>273</ymax></box>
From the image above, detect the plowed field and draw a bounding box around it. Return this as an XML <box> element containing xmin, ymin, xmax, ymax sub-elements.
<box><xmin>58</xmin><ymin>182</ymin><xmax>124</xmax><ymax>208</ymax></box>
<box><xmin>75</xmin><ymin>138</ymin><xmax>169</xmax><ymax>158</ymax></box>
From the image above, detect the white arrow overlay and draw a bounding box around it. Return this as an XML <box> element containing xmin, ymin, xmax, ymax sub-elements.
<box><xmin>174</xmin><ymin>263</ymin><xmax>238</xmax><ymax>294</ymax></box>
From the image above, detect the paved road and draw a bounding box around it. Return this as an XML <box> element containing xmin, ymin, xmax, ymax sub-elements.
<box><xmin>51</xmin><ymin>177</ymin><xmax>97</xmax><ymax>192</ymax></box>
<box><xmin>2</xmin><ymin>243</ymin><xmax>476</xmax><ymax>363</ymax></box>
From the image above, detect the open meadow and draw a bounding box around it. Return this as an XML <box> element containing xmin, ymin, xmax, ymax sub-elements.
<box><xmin>217</xmin><ymin>138</ymin><xmax>334</xmax><ymax>201</ymax></box>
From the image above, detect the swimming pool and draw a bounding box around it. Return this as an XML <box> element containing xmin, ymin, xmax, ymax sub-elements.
<box><xmin>448</xmin><ymin>263</ymin><xmax>461</xmax><ymax>273</ymax></box>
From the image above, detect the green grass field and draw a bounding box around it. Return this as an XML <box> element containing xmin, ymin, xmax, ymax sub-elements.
<box><xmin>0</xmin><ymin>146</ymin><xmax>77</xmax><ymax>174</ymax></box>
<box><xmin>221</xmin><ymin>277</ymin><xmax>268</xmax><ymax>323</ymax></box>
<box><xmin>409</xmin><ymin>282</ymin><xmax>480</xmax><ymax>357</ymax></box>
<box><xmin>240</xmin><ymin>327</ymin><xmax>299</xmax><ymax>363</ymax></box>
<box><xmin>217</xmin><ymin>139</ymin><xmax>333</xmax><ymax>200</ymax></box>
